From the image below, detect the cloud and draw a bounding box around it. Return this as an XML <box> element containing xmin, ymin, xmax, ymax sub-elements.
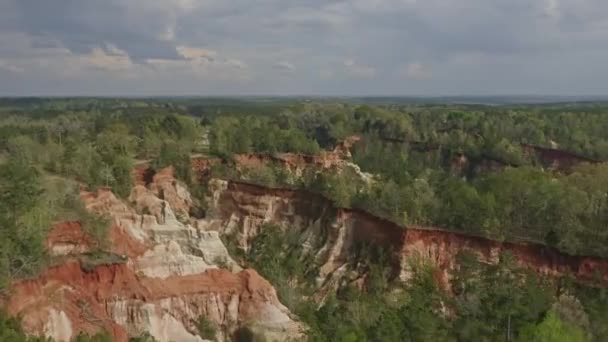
<box><xmin>145</xmin><ymin>45</ymin><xmax>250</xmax><ymax>83</ymax></box>
<box><xmin>1</xmin><ymin>0</ymin><xmax>608</xmax><ymax>95</ymax></box>
<box><xmin>0</xmin><ymin>59</ymin><xmax>23</xmax><ymax>73</ymax></box>
<box><xmin>1</xmin><ymin>43</ymin><xmax>138</xmax><ymax>79</ymax></box>
<box><xmin>543</xmin><ymin>0</ymin><xmax>561</xmax><ymax>19</ymax></box>
<box><xmin>176</xmin><ymin>46</ymin><xmax>218</xmax><ymax>60</ymax></box>
<box><xmin>319</xmin><ymin>69</ymin><xmax>334</xmax><ymax>80</ymax></box>
<box><xmin>84</xmin><ymin>44</ymin><xmax>133</xmax><ymax>71</ymax></box>
<box><xmin>344</xmin><ymin>59</ymin><xmax>376</xmax><ymax>78</ymax></box>
<box><xmin>157</xmin><ymin>26</ymin><xmax>176</xmax><ymax>42</ymax></box>
<box><xmin>225</xmin><ymin>58</ymin><xmax>248</xmax><ymax>70</ymax></box>
<box><xmin>273</xmin><ymin>61</ymin><xmax>296</xmax><ymax>72</ymax></box>
<box><xmin>276</xmin><ymin>5</ymin><xmax>351</xmax><ymax>30</ymax></box>
<box><xmin>401</xmin><ymin>62</ymin><xmax>432</xmax><ymax>80</ymax></box>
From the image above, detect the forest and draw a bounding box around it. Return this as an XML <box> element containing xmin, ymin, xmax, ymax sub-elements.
<box><xmin>1</xmin><ymin>98</ymin><xmax>608</xmax><ymax>341</ymax></box>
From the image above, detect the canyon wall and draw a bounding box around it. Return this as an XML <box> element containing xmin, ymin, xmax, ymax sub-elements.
<box><xmin>7</xmin><ymin>159</ymin><xmax>608</xmax><ymax>341</ymax></box>
<box><xmin>206</xmin><ymin>179</ymin><xmax>608</xmax><ymax>290</ymax></box>
<box><xmin>521</xmin><ymin>143</ymin><xmax>599</xmax><ymax>170</ymax></box>
<box><xmin>7</xmin><ymin>168</ymin><xmax>302</xmax><ymax>342</ymax></box>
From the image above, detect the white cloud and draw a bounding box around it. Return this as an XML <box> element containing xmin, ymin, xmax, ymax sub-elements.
<box><xmin>543</xmin><ymin>0</ymin><xmax>561</xmax><ymax>19</ymax></box>
<box><xmin>401</xmin><ymin>62</ymin><xmax>432</xmax><ymax>80</ymax></box>
<box><xmin>176</xmin><ymin>46</ymin><xmax>218</xmax><ymax>60</ymax></box>
<box><xmin>0</xmin><ymin>32</ymin><xmax>251</xmax><ymax>85</ymax></box>
<box><xmin>146</xmin><ymin>49</ymin><xmax>250</xmax><ymax>82</ymax></box>
<box><xmin>274</xmin><ymin>61</ymin><xmax>296</xmax><ymax>72</ymax></box>
<box><xmin>344</xmin><ymin>59</ymin><xmax>376</xmax><ymax>78</ymax></box>
<box><xmin>225</xmin><ymin>58</ymin><xmax>247</xmax><ymax>70</ymax></box>
<box><xmin>83</xmin><ymin>44</ymin><xmax>133</xmax><ymax>71</ymax></box>
<box><xmin>0</xmin><ymin>59</ymin><xmax>23</xmax><ymax>73</ymax></box>
<box><xmin>0</xmin><ymin>37</ymin><xmax>135</xmax><ymax>78</ymax></box>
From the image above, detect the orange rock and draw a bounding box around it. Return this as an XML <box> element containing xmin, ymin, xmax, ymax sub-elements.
<box><xmin>7</xmin><ymin>261</ymin><xmax>293</xmax><ymax>342</ymax></box>
<box><xmin>218</xmin><ymin>179</ymin><xmax>608</xmax><ymax>288</ymax></box>
<box><xmin>46</xmin><ymin>222</ymin><xmax>95</xmax><ymax>256</ymax></box>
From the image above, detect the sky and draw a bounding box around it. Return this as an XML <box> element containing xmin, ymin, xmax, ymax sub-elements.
<box><xmin>0</xmin><ymin>0</ymin><xmax>607</xmax><ymax>96</ymax></box>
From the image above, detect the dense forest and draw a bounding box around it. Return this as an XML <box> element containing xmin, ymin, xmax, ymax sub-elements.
<box><xmin>1</xmin><ymin>98</ymin><xmax>608</xmax><ymax>341</ymax></box>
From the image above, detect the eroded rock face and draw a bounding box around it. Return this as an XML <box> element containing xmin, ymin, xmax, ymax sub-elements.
<box><xmin>400</xmin><ymin>228</ymin><xmax>608</xmax><ymax>289</ymax></box>
<box><xmin>83</xmin><ymin>175</ymin><xmax>241</xmax><ymax>279</ymax></box>
<box><xmin>46</xmin><ymin>221</ymin><xmax>95</xmax><ymax>256</ymax></box>
<box><xmin>8</xmin><ymin>168</ymin><xmax>302</xmax><ymax>342</ymax></box>
<box><xmin>522</xmin><ymin>144</ymin><xmax>599</xmax><ymax>171</ymax></box>
<box><xmin>10</xmin><ymin>161</ymin><xmax>608</xmax><ymax>341</ymax></box>
<box><xmin>7</xmin><ymin>262</ymin><xmax>298</xmax><ymax>342</ymax></box>
<box><xmin>205</xmin><ymin>180</ymin><xmax>608</xmax><ymax>291</ymax></box>
<box><xmin>191</xmin><ymin>135</ymin><xmax>366</xmax><ymax>181</ymax></box>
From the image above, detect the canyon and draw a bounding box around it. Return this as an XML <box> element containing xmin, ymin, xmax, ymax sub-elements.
<box><xmin>207</xmin><ymin>179</ymin><xmax>608</xmax><ymax>288</ymax></box>
<box><xmin>6</xmin><ymin>168</ymin><xmax>302</xmax><ymax>342</ymax></box>
<box><xmin>4</xmin><ymin>144</ymin><xmax>608</xmax><ymax>341</ymax></box>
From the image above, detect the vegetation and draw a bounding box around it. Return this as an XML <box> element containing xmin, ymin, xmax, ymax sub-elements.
<box><xmin>231</xmin><ymin>326</ymin><xmax>267</xmax><ymax>342</ymax></box>
<box><xmin>195</xmin><ymin>316</ymin><xmax>217</xmax><ymax>341</ymax></box>
<box><xmin>196</xmin><ymin>102</ymin><xmax>608</xmax><ymax>257</ymax></box>
<box><xmin>2</xmin><ymin>98</ymin><xmax>608</xmax><ymax>340</ymax></box>
<box><xmin>245</xmin><ymin>225</ymin><xmax>602</xmax><ymax>341</ymax></box>
<box><xmin>129</xmin><ymin>332</ymin><xmax>158</xmax><ymax>342</ymax></box>
<box><xmin>73</xmin><ymin>331</ymin><xmax>113</xmax><ymax>342</ymax></box>
<box><xmin>0</xmin><ymin>310</ymin><xmax>50</xmax><ymax>341</ymax></box>
<box><xmin>78</xmin><ymin>251</ymin><xmax>127</xmax><ymax>272</ymax></box>
<box><xmin>246</xmin><ymin>224</ymin><xmax>318</xmax><ymax>310</ymax></box>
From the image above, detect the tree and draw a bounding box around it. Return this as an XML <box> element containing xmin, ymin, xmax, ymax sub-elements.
<box><xmin>6</xmin><ymin>135</ymin><xmax>41</xmax><ymax>166</ymax></box>
<box><xmin>0</xmin><ymin>309</ymin><xmax>49</xmax><ymax>342</ymax></box>
<box><xmin>398</xmin><ymin>261</ymin><xmax>454</xmax><ymax>342</ymax></box>
<box><xmin>111</xmin><ymin>155</ymin><xmax>134</xmax><ymax>198</ymax></box>
<box><xmin>0</xmin><ymin>157</ymin><xmax>42</xmax><ymax>227</ymax></box>
<box><xmin>0</xmin><ymin>157</ymin><xmax>45</xmax><ymax>287</ymax></box>
<box><xmin>155</xmin><ymin>140</ymin><xmax>192</xmax><ymax>182</ymax></box>
<box><xmin>74</xmin><ymin>331</ymin><xmax>113</xmax><ymax>342</ymax></box>
<box><xmin>129</xmin><ymin>332</ymin><xmax>157</xmax><ymax>342</ymax></box>
<box><xmin>139</xmin><ymin>128</ymin><xmax>162</xmax><ymax>159</ymax></box>
<box><xmin>96</xmin><ymin>123</ymin><xmax>135</xmax><ymax>159</ymax></box>
<box><xmin>452</xmin><ymin>252</ymin><xmax>552</xmax><ymax>341</ymax></box>
<box><xmin>439</xmin><ymin>177</ymin><xmax>494</xmax><ymax>235</ymax></box>
<box><xmin>99</xmin><ymin>164</ymin><xmax>115</xmax><ymax>187</ymax></box>
<box><xmin>520</xmin><ymin>311</ymin><xmax>589</xmax><ymax>342</ymax></box>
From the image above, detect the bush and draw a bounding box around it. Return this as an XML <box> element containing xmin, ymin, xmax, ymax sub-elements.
<box><xmin>74</xmin><ymin>331</ymin><xmax>113</xmax><ymax>342</ymax></box>
<box><xmin>195</xmin><ymin>316</ymin><xmax>217</xmax><ymax>341</ymax></box>
<box><xmin>129</xmin><ymin>332</ymin><xmax>158</xmax><ymax>342</ymax></box>
<box><xmin>0</xmin><ymin>309</ymin><xmax>47</xmax><ymax>342</ymax></box>
<box><xmin>79</xmin><ymin>252</ymin><xmax>127</xmax><ymax>272</ymax></box>
<box><xmin>232</xmin><ymin>326</ymin><xmax>267</xmax><ymax>342</ymax></box>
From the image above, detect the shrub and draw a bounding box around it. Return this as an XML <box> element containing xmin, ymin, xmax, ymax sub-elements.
<box><xmin>195</xmin><ymin>316</ymin><xmax>217</xmax><ymax>341</ymax></box>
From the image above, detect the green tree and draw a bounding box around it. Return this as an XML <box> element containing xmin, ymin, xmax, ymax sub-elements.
<box><xmin>0</xmin><ymin>157</ymin><xmax>42</xmax><ymax>227</ymax></box>
<box><xmin>452</xmin><ymin>252</ymin><xmax>552</xmax><ymax>341</ymax></box>
<box><xmin>0</xmin><ymin>157</ymin><xmax>46</xmax><ymax>287</ymax></box>
<box><xmin>74</xmin><ymin>331</ymin><xmax>113</xmax><ymax>342</ymax></box>
<box><xmin>520</xmin><ymin>311</ymin><xmax>589</xmax><ymax>342</ymax></box>
<box><xmin>111</xmin><ymin>155</ymin><xmax>134</xmax><ymax>198</ymax></box>
<box><xmin>140</xmin><ymin>128</ymin><xmax>162</xmax><ymax>159</ymax></box>
<box><xmin>0</xmin><ymin>309</ymin><xmax>50</xmax><ymax>342</ymax></box>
